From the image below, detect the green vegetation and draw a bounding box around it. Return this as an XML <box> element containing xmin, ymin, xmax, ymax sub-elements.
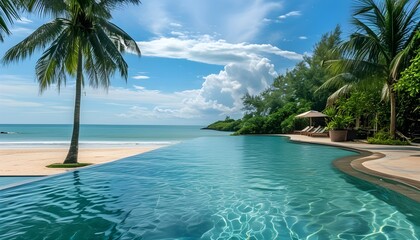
<box><xmin>396</xmin><ymin>32</ymin><xmax>420</xmax><ymax>97</ymax></box>
<box><xmin>204</xmin><ymin>117</ymin><xmax>242</xmax><ymax>132</ymax></box>
<box><xmin>207</xmin><ymin>1</ymin><xmax>420</xmax><ymax>145</ymax></box>
<box><xmin>367</xmin><ymin>132</ymin><xmax>409</xmax><ymax>145</ymax></box>
<box><xmin>2</xmin><ymin>0</ymin><xmax>141</xmax><ymax>164</ymax></box>
<box><xmin>47</xmin><ymin>163</ymin><xmax>92</xmax><ymax>168</ymax></box>
<box><xmin>320</xmin><ymin>0</ymin><xmax>420</xmax><ymax>138</ymax></box>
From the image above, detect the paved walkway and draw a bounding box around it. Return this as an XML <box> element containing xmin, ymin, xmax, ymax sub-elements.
<box><xmin>283</xmin><ymin>134</ymin><xmax>420</xmax><ymax>190</ymax></box>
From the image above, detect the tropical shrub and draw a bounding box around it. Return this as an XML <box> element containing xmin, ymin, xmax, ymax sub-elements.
<box><xmin>367</xmin><ymin>131</ymin><xmax>409</xmax><ymax>145</ymax></box>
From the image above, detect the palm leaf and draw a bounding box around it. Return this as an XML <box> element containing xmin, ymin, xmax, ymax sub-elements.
<box><xmin>35</xmin><ymin>28</ymin><xmax>72</xmax><ymax>92</ymax></box>
<box><xmin>3</xmin><ymin>18</ymin><xmax>66</xmax><ymax>63</ymax></box>
<box><xmin>99</xmin><ymin>19</ymin><xmax>141</xmax><ymax>55</ymax></box>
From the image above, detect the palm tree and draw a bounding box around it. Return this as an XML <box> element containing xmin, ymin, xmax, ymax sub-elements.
<box><xmin>322</xmin><ymin>0</ymin><xmax>420</xmax><ymax>137</ymax></box>
<box><xmin>0</xmin><ymin>0</ymin><xmax>23</xmax><ymax>41</ymax></box>
<box><xmin>3</xmin><ymin>0</ymin><xmax>141</xmax><ymax>163</ymax></box>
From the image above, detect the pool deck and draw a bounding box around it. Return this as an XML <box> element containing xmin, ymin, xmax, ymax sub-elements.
<box><xmin>283</xmin><ymin>134</ymin><xmax>420</xmax><ymax>201</ymax></box>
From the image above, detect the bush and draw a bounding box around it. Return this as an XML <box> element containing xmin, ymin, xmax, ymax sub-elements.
<box><xmin>205</xmin><ymin>118</ymin><xmax>242</xmax><ymax>132</ymax></box>
<box><xmin>367</xmin><ymin>131</ymin><xmax>410</xmax><ymax>145</ymax></box>
<box><xmin>235</xmin><ymin>116</ymin><xmax>266</xmax><ymax>135</ymax></box>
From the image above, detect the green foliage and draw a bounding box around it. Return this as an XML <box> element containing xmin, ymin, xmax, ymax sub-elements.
<box><xmin>367</xmin><ymin>131</ymin><xmax>410</xmax><ymax>145</ymax></box>
<box><xmin>235</xmin><ymin>116</ymin><xmax>266</xmax><ymax>135</ymax></box>
<box><xmin>205</xmin><ymin>117</ymin><xmax>242</xmax><ymax>132</ymax></box>
<box><xmin>280</xmin><ymin>115</ymin><xmax>297</xmax><ymax>133</ymax></box>
<box><xmin>326</xmin><ymin>114</ymin><xmax>353</xmax><ymax>130</ymax></box>
<box><xmin>322</xmin><ymin>0</ymin><xmax>420</xmax><ymax>137</ymax></box>
<box><xmin>396</xmin><ymin>36</ymin><xmax>420</xmax><ymax>97</ymax></box>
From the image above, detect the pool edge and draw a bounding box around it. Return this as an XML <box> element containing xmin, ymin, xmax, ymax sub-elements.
<box><xmin>280</xmin><ymin>135</ymin><xmax>420</xmax><ymax>203</ymax></box>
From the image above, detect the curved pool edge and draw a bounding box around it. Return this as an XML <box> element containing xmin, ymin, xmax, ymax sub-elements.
<box><xmin>279</xmin><ymin>134</ymin><xmax>420</xmax><ymax>203</ymax></box>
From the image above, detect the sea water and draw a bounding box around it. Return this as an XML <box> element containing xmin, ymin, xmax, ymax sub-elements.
<box><xmin>0</xmin><ymin>124</ymin><xmax>230</xmax><ymax>148</ymax></box>
<box><xmin>0</xmin><ymin>136</ymin><xmax>418</xmax><ymax>239</ymax></box>
<box><xmin>0</xmin><ymin>124</ymin><xmax>230</xmax><ymax>188</ymax></box>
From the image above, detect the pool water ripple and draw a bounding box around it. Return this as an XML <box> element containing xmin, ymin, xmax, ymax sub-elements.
<box><xmin>0</xmin><ymin>136</ymin><xmax>419</xmax><ymax>239</ymax></box>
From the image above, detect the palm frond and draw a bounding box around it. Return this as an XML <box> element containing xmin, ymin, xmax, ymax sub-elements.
<box><xmin>85</xmin><ymin>33</ymin><xmax>115</xmax><ymax>89</ymax></box>
<box><xmin>99</xmin><ymin>19</ymin><xmax>141</xmax><ymax>55</ymax></box>
<box><xmin>381</xmin><ymin>83</ymin><xmax>389</xmax><ymax>101</ymax></box>
<box><xmin>25</xmin><ymin>0</ymin><xmax>67</xmax><ymax>17</ymax></box>
<box><xmin>0</xmin><ymin>0</ymin><xmax>21</xmax><ymax>40</ymax></box>
<box><xmin>326</xmin><ymin>85</ymin><xmax>354</xmax><ymax>106</ymax></box>
<box><xmin>3</xmin><ymin>18</ymin><xmax>67</xmax><ymax>63</ymax></box>
<box><xmin>94</xmin><ymin>26</ymin><xmax>129</xmax><ymax>79</ymax></box>
<box><xmin>35</xmin><ymin>28</ymin><xmax>72</xmax><ymax>92</ymax></box>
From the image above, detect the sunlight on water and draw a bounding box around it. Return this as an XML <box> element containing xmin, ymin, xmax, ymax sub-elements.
<box><xmin>0</xmin><ymin>136</ymin><xmax>418</xmax><ymax>239</ymax></box>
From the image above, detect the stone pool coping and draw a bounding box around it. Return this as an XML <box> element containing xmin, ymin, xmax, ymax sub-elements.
<box><xmin>281</xmin><ymin>134</ymin><xmax>420</xmax><ymax>203</ymax></box>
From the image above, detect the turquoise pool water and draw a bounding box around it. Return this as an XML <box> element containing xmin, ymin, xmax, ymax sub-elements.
<box><xmin>0</xmin><ymin>177</ymin><xmax>39</xmax><ymax>189</ymax></box>
<box><xmin>0</xmin><ymin>136</ymin><xmax>418</xmax><ymax>239</ymax></box>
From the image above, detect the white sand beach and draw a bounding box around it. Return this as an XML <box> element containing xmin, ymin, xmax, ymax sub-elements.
<box><xmin>0</xmin><ymin>146</ymin><xmax>162</xmax><ymax>176</ymax></box>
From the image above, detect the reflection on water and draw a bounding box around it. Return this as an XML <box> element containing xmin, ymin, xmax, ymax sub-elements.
<box><xmin>0</xmin><ymin>136</ymin><xmax>418</xmax><ymax>239</ymax></box>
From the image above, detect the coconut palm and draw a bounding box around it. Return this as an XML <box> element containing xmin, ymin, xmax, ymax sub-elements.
<box><xmin>321</xmin><ymin>0</ymin><xmax>420</xmax><ymax>137</ymax></box>
<box><xmin>3</xmin><ymin>0</ymin><xmax>141</xmax><ymax>163</ymax></box>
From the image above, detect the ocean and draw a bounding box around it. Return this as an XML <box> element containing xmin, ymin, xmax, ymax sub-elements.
<box><xmin>0</xmin><ymin>124</ymin><xmax>230</xmax><ymax>148</ymax></box>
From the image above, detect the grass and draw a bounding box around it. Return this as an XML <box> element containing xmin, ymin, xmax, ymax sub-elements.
<box><xmin>46</xmin><ymin>163</ymin><xmax>93</xmax><ymax>168</ymax></box>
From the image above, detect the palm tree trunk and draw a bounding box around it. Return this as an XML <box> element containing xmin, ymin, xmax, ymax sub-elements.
<box><xmin>64</xmin><ymin>47</ymin><xmax>83</xmax><ymax>164</ymax></box>
<box><xmin>389</xmin><ymin>88</ymin><xmax>396</xmax><ymax>139</ymax></box>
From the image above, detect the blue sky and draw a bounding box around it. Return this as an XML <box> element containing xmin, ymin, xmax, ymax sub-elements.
<box><xmin>0</xmin><ymin>0</ymin><xmax>352</xmax><ymax>125</ymax></box>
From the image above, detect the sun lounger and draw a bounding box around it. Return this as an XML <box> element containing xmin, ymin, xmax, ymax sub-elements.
<box><xmin>302</xmin><ymin>126</ymin><xmax>321</xmax><ymax>136</ymax></box>
<box><xmin>294</xmin><ymin>126</ymin><xmax>310</xmax><ymax>134</ymax></box>
<box><xmin>298</xmin><ymin>126</ymin><xmax>315</xmax><ymax>135</ymax></box>
<box><xmin>309</xmin><ymin>127</ymin><xmax>329</xmax><ymax>137</ymax></box>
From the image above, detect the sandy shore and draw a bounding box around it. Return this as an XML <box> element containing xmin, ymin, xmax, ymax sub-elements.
<box><xmin>0</xmin><ymin>146</ymin><xmax>163</xmax><ymax>176</ymax></box>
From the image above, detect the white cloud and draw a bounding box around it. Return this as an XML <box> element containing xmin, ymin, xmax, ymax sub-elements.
<box><xmin>115</xmin><ymin>57</ymin><xmax>278</xmax><ymax>121</ymax></box>
<box><xmin>16</xmin><ymin>17</ymin><xmax>33</xmax><ymax>24</ymax></box>
<box><xmin>169</xmin><ymin>22</ymin><xmax>183</xmax><ymax>28</ymax></box>
<box><xmin>299</xmin><ymin>36</ymin><xmax>308</xmax><ymax>40</ymax></box>
<box><xmin>137</xmin><ymin>35</ymin><xmax>303</xmax><ymax>66</ymax></box>
<box><xmin>132</xmin><ymin>75</ymin><xmax>150</xmax><ymax>80</ymax></box>
<box><xmin>279</xmin><ymin>11</ymin><xmax>301</xmax><ymax>19</ymax></box>
<box><xmin>133</xmin><ymin>0</ymin><xmax>282</xmax><ymax>42</ymax></box>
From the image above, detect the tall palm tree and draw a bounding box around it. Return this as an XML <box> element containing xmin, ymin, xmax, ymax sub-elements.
<box><xmin>3</xmin><ymin>0</ymin><xmax>141</xmax><ymax>163</ymax></box>
<box><xmin>0</xmin><ymin>0</ymin><xmax>23</xmax><ymax>41</ymax></box>
<box><xmin>322</xmin><ymin>0</ymin><xmax>420</xmax><ymax>137</ymax></box>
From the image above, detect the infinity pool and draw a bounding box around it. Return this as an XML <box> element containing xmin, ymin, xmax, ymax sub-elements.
<box><xmin>0</xmin><ymin>136</ymin><xmax>418</xmax><ymax>239</ymax></box>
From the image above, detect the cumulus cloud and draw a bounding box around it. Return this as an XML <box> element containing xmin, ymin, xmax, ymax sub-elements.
<box><xmin>279</xmin><ymin>11</ymin><xmax>301</xmax><ymax>19</ymax></box>
<box><xmin>115</xmin><ymin>57</ymin><xmax>277</xmax><ymax>121</ymax></box>
<box><xmin>137</xmin><ymin>35</ymin><xmax>303</xmax><ymax>66</ymax></box>
<box><xmin>57</xmin><ymin>35</ymin><xmax>290</xmax><ymax>122</ymax></box>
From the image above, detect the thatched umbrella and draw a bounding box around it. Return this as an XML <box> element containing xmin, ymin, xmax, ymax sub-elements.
<box><xmin>295</xmin><ymin>110</ymin><xmax>328</xmax><ymax>126</ymax></box>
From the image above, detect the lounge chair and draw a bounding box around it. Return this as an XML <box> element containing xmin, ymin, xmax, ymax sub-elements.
<box><xmin>294</xmin><ymin>126</ymin><xmax>310</xmax><ymax>134</ymax></box>
<box><xmin>309</xmin><ymin>127</ymin><xmax>329</xmax><ymax>137</ymax></box>
<box><xmin>298</xmin><ymin>126</ymin><xmax>314</xmax><ymax>135</ymax></box>
<box><xmin>303</xmin><ymin>126</ymin><xmax>321</xmax><ymax>136</ymax></box>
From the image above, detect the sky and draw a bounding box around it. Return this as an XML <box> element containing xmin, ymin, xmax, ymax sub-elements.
<box><xmin>0</xmin><ymin>0</ymin><xmax>353</xmax><ymax>125</ymax></box>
